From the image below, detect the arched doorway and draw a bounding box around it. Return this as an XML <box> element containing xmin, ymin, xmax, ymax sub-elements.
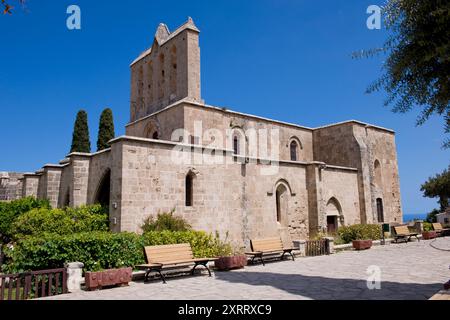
<box><xmin>326</xmin><ymin>198</ymin><xmax>342</xmax><ymax>233</ymax></box>
<box><xmin>95</xmin><ymin>169</ymin><xmax>111</xmax><ymax>208</ymax></box>
<box><xmin>276</xmin><ymin>184</ymin><xmax>288</xmax><ymax>226</ymax></box>
<box><xmin>376</xmin><ymin>198</ymin><xmax>384</xmax><ymax>222</ymax></box>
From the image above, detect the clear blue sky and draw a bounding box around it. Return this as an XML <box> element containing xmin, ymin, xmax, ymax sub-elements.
<box><xmin>0</xmin><ymin>0</ymin><xmax>448</xmax><ymax>214</ymax></box>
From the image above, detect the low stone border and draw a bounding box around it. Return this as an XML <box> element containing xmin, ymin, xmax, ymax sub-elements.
<box><xmin>334</xmin><ymin>235</ymin><xmax>424</xmax><ymax>252</ymax></box>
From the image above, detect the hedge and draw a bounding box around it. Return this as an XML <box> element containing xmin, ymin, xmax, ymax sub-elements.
<box><xmin>337</xmin><ymin>224</ymin><xmax>382</xmax><ymax>243</ymax></box>
<box><xmin>3</xmin><ymin>232</ymin><xmax>144</xmax><ymax>273</ymax></box>
<box><xmin>3</xmin><ymin>230</ymin><xmax>231</xmax><ymax>273</ymax></box>
<box><xmin>11</xmin><ymin>205</ymin><xmax>109</xmax><ymax>239</ymax></box>
<box><xmin>0</xmin><ymin>197</ymin><xmax>50</xmax><ymax>242</ymax></box>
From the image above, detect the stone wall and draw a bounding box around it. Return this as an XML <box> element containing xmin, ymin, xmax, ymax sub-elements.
<box><xmin>0</xmin><ymin>172</ymin><xmax>23</xmax><ymax>201</ymax></box>
<box><xmin>313</xmin><ymin>122</ymin><xmax>403</xmax><ymax>225</ymax></box>
<box><xmin>111</xmin><ymin>136</ymin><xmax>359</xmax><ymax>247</ymax></box>
<box><xmin>130</xmin><ymin>19</ymin><xmax>202</xmax><ymax>121</ymax></box>
<box><xmin>126</xmin><ymin>101</ymin><xmax>315</xmax><ymax>163</ymax></box>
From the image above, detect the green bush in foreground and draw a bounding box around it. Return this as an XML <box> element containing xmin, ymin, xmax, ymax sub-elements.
<box><xmin>141</xmin><ymin>209</ymin><xmax>192</xmax><ymax>232</ymax></box>
<box><xmin>337</xmin><ymin>224</ymin><xmax>382</xmax><ymax>243</ymax></box>
<box><xmin>3</xmin><ymin>230</ymin><xmax>232</xmax><ymax>273</ymax></box>
<box><xmin>3</xmin><ymin>232</ymin><xmax>144</xmax><ymax>273</ymax></box>
<box><xmin>0</xmin><ymin>197</ymin><xmax>50</xmax><ymax>242</ymax></box>
<box><xmin>11</xmin><ymin>204</ymin><xmax>109</xmax><ymax>239</ymax></box>
<box><xmin>423</xmin><ymin>222</ymin><xmax>433</xmax><ymax>232</ymax></box>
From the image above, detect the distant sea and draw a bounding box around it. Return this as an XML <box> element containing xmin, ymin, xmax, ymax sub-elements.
<box><xmin>403</xmin><ymin>213</ymin><xmax>427</xmax><ymax>222</ymax></box>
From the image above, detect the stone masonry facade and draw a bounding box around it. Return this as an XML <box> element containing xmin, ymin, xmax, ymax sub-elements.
<box><xmin>4</xmin><ymin>18</ymin><xmax>403</xmax><ymax>247</ymax></box>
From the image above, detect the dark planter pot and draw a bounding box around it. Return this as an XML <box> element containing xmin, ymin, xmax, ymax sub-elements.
<box><xmin>422</xmin><ymin>231</ymin><xmax>437</xmax><ymax>240</ymax></box>
<box><xmin>214</xmin><ymin>255</ymin><xmax>248</xmax><ymax>271</ymax></box>
<box><xmin>85</xmin><ymin>267</ymin><xmax>132</xmax><ymax>291</ymax></box>
<box><xmin>352</xmin><ymin>240</ymin><xmax>373</xmax><ymax>251</ymax></box>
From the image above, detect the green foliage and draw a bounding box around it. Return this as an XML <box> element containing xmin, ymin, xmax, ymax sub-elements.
<box><xmin>142</xmin><ymin>230</ymin><xmax>229</xmax><ymax>258</ymax></box>
<box><xmin>423</xmin><ymin>222</ymin><xmax>433</xmax><ymax>232</ymax></box>
<box><xmin>11</xmin><ymin>204</ymin><xmax>109</xmax><ymax>239</ymax></box>
<box><xmin>354</xmin><ymin>0</ymin><xmax>450</xmax><ymax>148</ymax></box>
<box><xmin>4</xmin><ymin>230</ymin><xmax>233</xmax><ymax>273</ymax></box>
<box><xmin>3</xmin><ymin>232</ymin><xmax>144</xmax><ymax>273</ymax></box>
<box><xmin>337</xmin><ymin>224</ymin><xmax>382</xmax><ymax>243</ymax></box>
<box><xmin>96</xmin><ymin>108</ymin><xmax>115</xmax><ymax>151</ymax></box>
<box><xmin>0</xmin><ymin>197</ymin><xmax>50</xmax><ymax>243</ymax></box>
<box><xmin>426</xmin><ymin>208</ymin><xmax>441</xmax><ymax>223</ymax></box>
<box><xmin>421</xmin><ymin>166</ymin><xmax>450</xmax><ymax>211</ymax></box>
<box><xmin>141</xmin><ymin>209</ymin><xmax>191</xmax><ymax>232</ymax></box>
<box><xmin>70</xmin><ymin>110</ymin><xmax>91</xmax><ymax>153</ymax></box>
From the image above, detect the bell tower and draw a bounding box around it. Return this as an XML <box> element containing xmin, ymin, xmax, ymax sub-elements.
<box><xmin>130</xmin><ymin>17</ymin><xmax>202</xmax><ymax>122</ymax></box>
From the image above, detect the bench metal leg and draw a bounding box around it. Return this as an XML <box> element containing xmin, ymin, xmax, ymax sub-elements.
<box><xmin>281</xmin><ymin>250</ymin><xmax>295</xmax><ymax>262</ymax></box>
<box><xmin>144</xmin><ymin>268</ymin><xmax>166</xmax><ymax>284</ymax></box>
<box><xmin>288</xmin><ymin>251</ymin><xmax>295</xmax><ymax>261</ymax></box>
<box><xmin>250</xmin><ymin>254</ymin><xmax>265</xmax><ymax>266</ymax></box>
<box><xmin>191</xmin><ymin>262</ymin><xmax>212</xmax><ymax>277</ymax></box>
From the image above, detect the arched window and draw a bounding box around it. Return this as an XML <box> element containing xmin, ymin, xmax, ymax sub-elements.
<box><xmin>185</xmin><ymin>173</ymin><xmax>194</xmax><ymax>207</ymax></box>
<box><xmin>376</xmin><ymin>198</ymin><xmax>384</xmax><ymax>222</ymax></box>
<box><xmin>170</xmin><ymin>45</ymin><xmax>177</xmax><ymax>98</ymax></box>
<box><xmin>233</xmin><ymin>136</ymin><xmax>239</xmax><ymax>155</ymax></box>
<box><xmin>276</xmin><ymin>184</ymin><xmax>288</xmax><ymax>225</ymax></box>
<box><xmin>146</xmin><ymin>60</ymin><xmax>154</xmax><ymax>105</ymax></box>
<box><xmin>158</xmin><ymin>54</ymin><xmax>165</xmax><ymax>100</ymax></box>
<box><xmin>374</xmin><ymin>160</ymin><xmax>382</xmax><ymax>187</ymax></box>
<box><xmin>290</xmin><ymin>141</ymin><xmax>298</xmax><ymax>161</ymax></box>
<box><xmin>152</xmin><ymin>131</ymin><xmax>159</xmax><ymax>139</ymax></box>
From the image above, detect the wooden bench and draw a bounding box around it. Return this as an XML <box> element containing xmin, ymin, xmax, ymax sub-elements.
<box><xmin>432</xmin><ymin>223</ymin><xmax>450</xmax><ymax>236</ymax></box>
<box><xmin>136</xmin><ymin>243</ymin><xmax>217</xmax><ymax>283</ymax></box>
<box><xmin>245</xmin><ymin>237</ymin><xmax>294</xmax><ymax>266</ymax></box>
<box><xmin>393</xmin><ymin>225</ymin><xmax>420</xmax><ymax>243</ymax></box>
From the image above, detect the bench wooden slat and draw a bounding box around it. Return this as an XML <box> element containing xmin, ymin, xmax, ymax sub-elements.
<box><xmin>394</xmin><ymin>226</ymin><xmax>413</xmax><ymax>235</ymax></box>
<box><xmin>140</xmin><ymin>243</ymin><xmax>216</xmax><ymax>282</ymax></box>
<box><xmin>251</xmin><ymin>237</ymin><xmax>284</xmax><ymax>252</ymax></box>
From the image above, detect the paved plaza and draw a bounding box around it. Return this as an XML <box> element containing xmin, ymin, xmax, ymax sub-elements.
<box><xmin>43</xmin><ymin>238</ymin><xmax>450</xmax><ymax>300</ymax></box>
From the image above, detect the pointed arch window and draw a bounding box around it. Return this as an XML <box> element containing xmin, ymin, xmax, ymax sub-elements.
<box><xmin>233</xmin><ymin>136</ymin><xmax>240</xmax><ymax>155</ymax></box>
<box><xmin>185</xmin><ymin>173</ymin><xmax>194</xmax><ymax>207</ymax></box>
<box><xmin>290</xmin><ymin>141</ymin><xmax>298</xmax><ymax>161</ymax></box>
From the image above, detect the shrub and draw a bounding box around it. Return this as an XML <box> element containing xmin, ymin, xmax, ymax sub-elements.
<box><xmin>11</xmin><ymin>204</ymin><xmax>109</xmax><ymax>239</ymax></box>
<box><xmin>3</xmin><ymin>232</ymin><xmax>144</xmax><ymax>273</ymax></box>
<box><xmin>337</xmin><ymin>224</ymin><xmax>382</xmax><ymax>243</ymax></box>
<box><xmin>3</xmin><ymin>230</ymin><xmax>233</xmax><ymax>273</ymax></box>
<box><xmin>141</xmin><ymin>209</ymin><xmax>191</xmax><ymax>232</ymax></box>
<box><xmin>423</xmin><ymin>222</ymin><xmax>433</xmax><ymax>232</ymax></box>
<box><xmin>0</xmin><ymin>197</ymin><xmax>50</xmax><ymax>242</ymax></box>
<box><xmin>142</xmin><ymin>230</ymin><xmax>230</xmax><ymax>258</ymax></box>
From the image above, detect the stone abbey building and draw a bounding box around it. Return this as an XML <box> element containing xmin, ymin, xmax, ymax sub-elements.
<box><xmin>2</xmin><ymin>18</ymin><xmax>403</xmax><ymax>245</ymax></box>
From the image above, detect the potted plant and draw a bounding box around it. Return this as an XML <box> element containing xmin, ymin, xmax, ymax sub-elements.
<box><xmin>85</xmin><ymin>267</ymin><xmax>133</xmax><ymax>291</ymax></box>
<box><xmin>213</xmin><ymin>232</ymin><xmax>248</xmax><ymax>271</ymax></box>
<box><xmin>422</xmin><ymin>230</ymin><xmax>437</xmax><ymax>240</ymax></box>
<box><xmin>422</xmin><ymin>223</ymin><xmax>437</xmax><ymax>240</ymax></box>
<box><xmin>352</xmin><ymin>239</ymin><xmax>373</xmax><ymax>250</ymax></box>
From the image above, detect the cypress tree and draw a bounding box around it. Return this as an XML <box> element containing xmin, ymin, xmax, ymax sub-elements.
<box><xmin>70</xmin><ymin>110</ymin><xmax>91</xmax><ymax>153</ymax></box>
<box><xmin>96</xmin><ymin>108</ymin><xmax>115</xmax><ymax>151</ymax></box>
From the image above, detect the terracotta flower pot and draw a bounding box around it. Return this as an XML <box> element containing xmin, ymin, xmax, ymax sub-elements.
<box><xmin>85</xmin><ymin>267</ymin><xmax>132</xmax><ymax>291</ymax></box>
<box><xmin>214</xmin><ymin>255</ymin><xmax>248</xmax><ymax>271</ymax></box>
<box><xmin>352</xmin><ymin>240</ymin><xmax>373</xmax><ymax>250</ymax></box>
<box><xmin>422</xmin><ymin>231</ymin><xmax>437</xmax><ymax>240</ymax></box>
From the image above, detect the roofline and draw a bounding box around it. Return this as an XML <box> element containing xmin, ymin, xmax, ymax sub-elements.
<box><xmin>314</xmin><ymin>120</ymin><xmax>395</xmax><ymax>133</ymax></box>
<box><xmin>125</xmin><ymin>99</ymin><xmax>396</xmax><ymax>134</ymax></box>
<box><xmin>65</xmin><ymin>148</ymin><xmax>111</xmax><ymax>159</ymax></box>
<box><xmin>130</xmin><ymin>18</ymin><xmax>200</xmax><ymax>67</ymax></box>
<box><xmin>109</xmin><ymin>135</ymin><xmax>359</xmax><ymax>172</ymax></box>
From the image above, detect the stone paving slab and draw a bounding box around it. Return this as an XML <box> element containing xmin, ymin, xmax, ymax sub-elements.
<box><xmin>42</xmin><ymin>238</ymin><xmax>450</xmax><ymax>300</ymax></box>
